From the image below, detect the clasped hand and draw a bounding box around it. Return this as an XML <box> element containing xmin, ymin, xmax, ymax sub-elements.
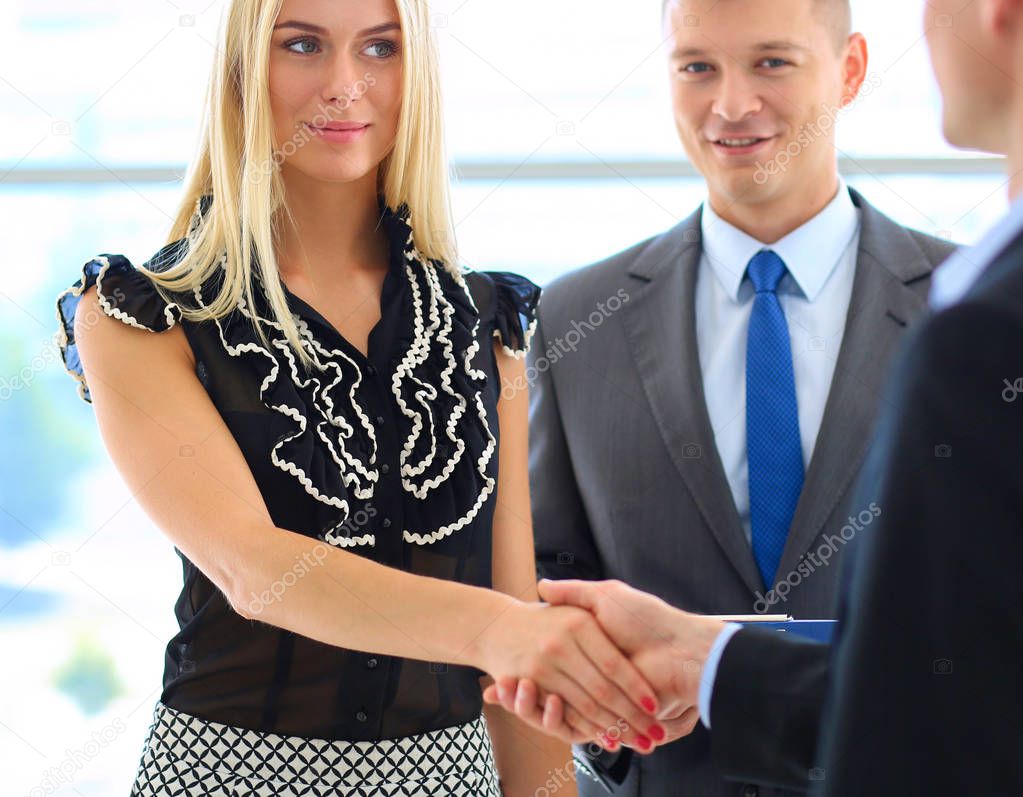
<box><xmin>480</xmin><ymin>579</ymin><xmax>725</xmax><ymax>754</ymax></box>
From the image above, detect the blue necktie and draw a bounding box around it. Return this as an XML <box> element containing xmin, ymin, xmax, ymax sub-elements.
<box><xmin>746</xmin><ymin>250</ymin><xmax>804</xmax><ymax>590</ymax></box>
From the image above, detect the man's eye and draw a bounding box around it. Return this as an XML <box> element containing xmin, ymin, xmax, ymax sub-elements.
<box><xmin>760</xmin><ymin>58</ymin><xmax>790</xmax><ymax>68</ymax></box>
<box><xmin>284</xmin><ymin>37</ymin><xmax>320</xmax><ymax>55</ymax></box>
<box><xmin>682</xmin><ymin>62</ymin><xmax>713</xmax><ymax>74</ymax></box>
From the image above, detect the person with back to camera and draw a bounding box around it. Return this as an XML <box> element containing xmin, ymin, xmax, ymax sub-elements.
<box><xmin>55</xmin><ymin>0</ymin><xmax>670</xmax><ymax>793</ymax></box>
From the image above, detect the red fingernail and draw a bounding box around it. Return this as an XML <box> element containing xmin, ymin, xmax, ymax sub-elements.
<box><xmin>606</xmin><ymin>739</ymin><xmax>619</xmax><ymax>751</ymax></box>
<box><xmin>636</xmin><ymin>735</ymin><xmax>652</xmax><ymax>751</ymax></box>
<box><xmin>641</xmin><ymin>696</ymin><xmax>657</xmax><ymax>713</ymax></box>
<box><xmin>648</xmin><ymin>724</ymin><xmax>665</xmax><ymax>742</ymax></box>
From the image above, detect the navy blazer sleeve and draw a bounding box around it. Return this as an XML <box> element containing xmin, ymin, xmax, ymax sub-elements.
<box><xmin>816</xmin><ymin>295</ymin><xmax>1023</xmax><ymax>795</ymax></box>
<box><xmin>710</xmin><ymin>627</ymin><xmax>830</xmax><ymax>791</ymax></box>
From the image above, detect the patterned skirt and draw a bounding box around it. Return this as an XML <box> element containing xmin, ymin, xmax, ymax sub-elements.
<box><xmin>130</xmin><ymin>701</ymin><xmax>503</xmax><ymax>796</ymax></box>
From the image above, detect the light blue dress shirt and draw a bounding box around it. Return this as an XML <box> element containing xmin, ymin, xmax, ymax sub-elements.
<box><xmin>700</xmin><ymin>188</ymin><xmax>1023</xmax><ymax>729</ymax></box>
<box><xmin>697</xmin><ymin>178</ymin><xmax>862</xmax><ymax>545</ymax></box>
<box><xmin>930</xmin><ymin>191</ymin><xmax>1023</xmax><ymax>309</ymax></box>
<box><xmin>693</xmin><ymin>179</ymin><xmax>859</xmax><ymax>728</ymax></box>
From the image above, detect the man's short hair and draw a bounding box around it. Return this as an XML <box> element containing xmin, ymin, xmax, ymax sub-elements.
<box><xmin>662</xmin><ymin>0</ymin><xmax>852</xmax><ymax>51</ymax></box>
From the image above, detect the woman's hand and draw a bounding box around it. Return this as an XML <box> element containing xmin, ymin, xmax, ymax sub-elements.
<box><xmin>472</xmin><ymin>601</ymin><xmax>665</xmax><ymax>752</ymax></box>
<box><xmin>481</xmin><ymin>579</ymin><xmax>725</xmax><ymax>747</ymax></box>
<box><xmin>483</xmin><ymin>677</ymin><xmax>700</xmax><ymax>748</ymax></box>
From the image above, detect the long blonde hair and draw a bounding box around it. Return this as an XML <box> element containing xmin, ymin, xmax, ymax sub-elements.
<box><xmin>140</xmin><ymin>0</ymin><xmax>457</xmax><ymax>371</ymax></box>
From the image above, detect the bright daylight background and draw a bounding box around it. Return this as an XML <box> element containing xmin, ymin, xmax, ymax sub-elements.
<box><xmin>0</xmin><ymin>0</ymin><xmax>1009</xmax><ymax>793</ymax></box>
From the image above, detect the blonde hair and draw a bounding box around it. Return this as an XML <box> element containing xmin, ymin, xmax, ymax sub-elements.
<box><xmin>139</xmin><ymin>0</ymin><xmax>457</xmax><ymax>371</ymax></box>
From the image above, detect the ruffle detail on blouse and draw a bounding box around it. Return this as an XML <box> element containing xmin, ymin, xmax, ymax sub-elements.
<box><xmin>56</xmin><ymin>254</ymin><xmax>185</xmax><ymax>403</ymax></box>
<box><xmin>486</xmin><ymin>272</ymin><xmax>541</xmax><ymax>359</ymax></box>
<box><xmin>200</xmin><ymin>271</ymin><xmax>381</xmax><ymax>528</ymax></box>
<box><xmin>55</xmin><ymin>202</ymin><xmax>523</xmax><ymax>551</ymax></box>
<box><xmin>394</xmin><ymin>249</ymin><xmax>498</xmax><ymax>546</ymax></box>
<box><xmin>181</xmin><ymin>205</ymin><xmax>499</xmax><ymax>548</ymax></box>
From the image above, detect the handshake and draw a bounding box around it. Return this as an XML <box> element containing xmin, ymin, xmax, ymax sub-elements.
<box><xmin>475</xmin><ymin>579</ymin><xmax>726</xmax><ymax>755</ymax></box>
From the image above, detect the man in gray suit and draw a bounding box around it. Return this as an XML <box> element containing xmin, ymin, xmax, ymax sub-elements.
<box><xmin>528</xmin><ymin>1</ymin><xmax>956</xmax><ymax>794</ymax></box>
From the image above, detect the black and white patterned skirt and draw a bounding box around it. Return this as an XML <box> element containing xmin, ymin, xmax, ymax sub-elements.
<box><xmin>130</xmin><ymin>701</ymin><xmax>503</xmax><ymax>796</ymax></box>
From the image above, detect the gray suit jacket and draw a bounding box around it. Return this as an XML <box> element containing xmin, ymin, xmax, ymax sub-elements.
<box><xmin>528</xmin><ymin>187</ymin><xmax>957</xmax><ymax>797</ymax></box>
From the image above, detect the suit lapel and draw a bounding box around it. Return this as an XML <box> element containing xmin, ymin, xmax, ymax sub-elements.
<box><xmin>776</xmin><ymin>189</ymin><xmax>935</xmax><ymax>580</ymax></box>
<box><xmin>620</xmin><ymin>208</ymin><xmax>764</xmax><ymax>595</ymax></box>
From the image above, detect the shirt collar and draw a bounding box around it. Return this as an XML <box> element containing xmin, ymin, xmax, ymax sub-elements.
<box><xmin>699</xmin><ymin>177</ymin><xmax>860</xmax><ymax>302</ymax></box>
<box><xmin>929</xmin><ymin>191</ymin><xmax>1023</xmax><ymax>310</ymax></box>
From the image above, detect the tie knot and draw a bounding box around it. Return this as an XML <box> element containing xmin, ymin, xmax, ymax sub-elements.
<box><xmin>746</xmin><ymin>250</ymin><xmax>787</xmax><ymax>294</ymax></box>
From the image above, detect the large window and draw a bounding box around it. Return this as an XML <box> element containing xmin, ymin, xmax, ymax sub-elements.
<box><xmin>0</xmin><ymin>2</ymin><xmax>1008</xmax><ymax>794</ymax></box>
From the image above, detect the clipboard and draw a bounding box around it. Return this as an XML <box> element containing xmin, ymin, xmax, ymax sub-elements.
<box><xmin>709</xmin><ymin>614</ymin><xmax>837</xmax><ymax>643</ymax></box>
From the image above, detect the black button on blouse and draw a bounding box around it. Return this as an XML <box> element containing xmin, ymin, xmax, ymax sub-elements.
<box><xmin>55</xmin><ymin>195</ymin><xmax>542</xmax><ymax>742</ymax></box>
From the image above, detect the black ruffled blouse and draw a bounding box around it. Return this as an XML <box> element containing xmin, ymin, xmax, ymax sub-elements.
<box><xmin>56</xmin><ymin>196</ymin><xmax>541</xmax><ymax>741</ymax></box>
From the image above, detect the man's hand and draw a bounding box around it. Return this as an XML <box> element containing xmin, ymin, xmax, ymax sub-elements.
<box><xmin>482</xmin><ymin>579</ymin><xmax>725</xmax><ymax>746</ymax></box>
<box><xmin>471</xmin><ymin>598</ymin><xmax>665</xmax><ymax>751</ymax></box>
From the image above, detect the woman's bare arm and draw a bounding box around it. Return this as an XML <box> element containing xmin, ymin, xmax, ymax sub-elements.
<box><xmin>75</xmin><ymin>283</ymin><xmax>512</xmax><ymax>661</ymax></box>
<box><xmin>483</xmin><ymin>347</ymin><xmax>578</xmax><ymax>797</ymax></box>
<box><xmin>74</xmin><ymin>285</ymin><xmax>662</xmax><ymax>731</ymax></box>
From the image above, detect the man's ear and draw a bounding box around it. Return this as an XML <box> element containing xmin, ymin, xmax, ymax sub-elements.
<box><xmin>980</xmin><ymin>0</ymin><xmax>1023</xmax><ymax>38</ymax></box>
<box><xmin>839</xmin><ymin>33</ymin><xmax>869</xmax><ymax>108</ymax></box>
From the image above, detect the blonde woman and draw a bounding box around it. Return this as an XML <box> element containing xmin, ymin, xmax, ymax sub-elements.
<box><xmin>55</xmin><ymin>0</ymin><xmax>667</xmax><ymax>794</ymax></box>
